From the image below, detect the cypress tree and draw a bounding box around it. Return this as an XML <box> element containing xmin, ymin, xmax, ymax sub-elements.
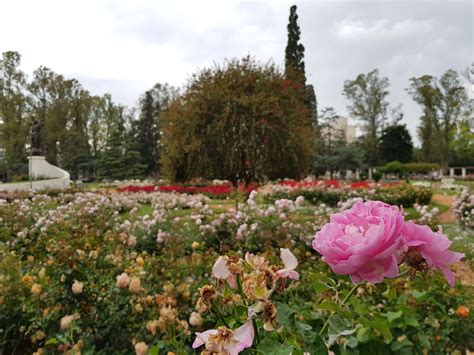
<box><xmin>284</xmin><ymin>5</ymin><xmax>318</xmax><ymax>126</ymax></box>
<box><xmin>285</xmin><ymin>5</ymin><xmax>306</xmax><ymax>83</ymax></box>
<box><xmin>137</xmin><ymin>90</ymin><xmax>158</xmax><ymax>176</ymax></box>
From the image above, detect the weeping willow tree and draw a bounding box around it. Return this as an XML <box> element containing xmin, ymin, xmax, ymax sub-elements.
<box><xmin>160</xmin><ymin>56</ymin><xmax>315</xmax><ymax>186</ymax></box>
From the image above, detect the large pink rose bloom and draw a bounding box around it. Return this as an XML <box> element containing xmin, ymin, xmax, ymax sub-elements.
<box><xmin>312</xmin><ymin>200</ymin><xmax>404</xmax><ymax>284</ymax></box>
<box><xmin>401</xmin><ymin>221</ymin><xmax>464</xmax><ymax>287</ymax></box>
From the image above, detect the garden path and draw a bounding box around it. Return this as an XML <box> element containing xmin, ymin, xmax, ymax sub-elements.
<box><xmin>432</xmin><ymin>194</ymin><xmax>456</xmax><ymax>223</ymax></box>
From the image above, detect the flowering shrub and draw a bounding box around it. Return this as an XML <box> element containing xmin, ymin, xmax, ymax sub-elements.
<box><xmin>412</xmin><ymin>203</ymin><xmax>440</xmax><ymax>226</ymax></box>
<box><xmin>453</xmin><ymin>188</ymin><xmax>474</xmax><ymax>227</ymax></box>
<box><xmin>269</xmin><ymin>181</ymin><xmax>431</xmax><ymax>207</ymax></box>
<box><xmin>0</xmin><ymin>190</ymin><xmax>470</xmax><ymax>353</ymax></box>
<box><xmin>118</xmin><ymin>181</ymin><xmax>257</xmax><ymax>198</ymax></box>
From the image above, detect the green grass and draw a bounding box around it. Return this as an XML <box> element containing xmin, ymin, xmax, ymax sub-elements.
<box><xmin>404</xmin><ymin>201</ymin><xmax>449</xmax><ymax>220</ymax></box>
<box><xmin>455</xmin><ymin>180</ymin><xmax>474</xmax><ymax>190</ymax></box>
<box><xmin>137</xmin><ymin>204</ymin><xmax>153</xmax><ymax>216</ymax></box>
<box><xmin>443</xmin><ymin>223</ymin><xmax>474</xmax><ymax>261</ymax></box>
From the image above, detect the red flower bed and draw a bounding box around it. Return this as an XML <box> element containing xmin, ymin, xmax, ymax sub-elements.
<box><xmin>279</xmin><ymin>179</ymin><xmax>340</xmax><ymax>188</ymax></box>
<box><xmin>351</xmin><ymin>181</ymin><xmax>370</xmax><ymax>189</ymax></box>
<box><xmin>118</xmin><ymin>182</ymin><xmax>258</xmax><ymax>196</ymax></box>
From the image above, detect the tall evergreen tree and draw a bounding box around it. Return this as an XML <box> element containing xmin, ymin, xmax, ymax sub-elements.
<box><xmin>379</xmin><ymin>124</ymin><xmax>413</xmax><ymax>164</ymax></box>
<box><xmin>136</xmin><ymin>83</ymin><xmax>177</xmax><ymax>176</ymax></box>
<box><xmin>97</xmin><ymin>107</ymin><xmax>127</xmax><ymax>180</ymax></box>
<box><xmin>137</xmin><ymin>90</ymin><xmax>157</xmax><ymax>175</ymax></box>
<box><xmin>284</xmin><ymin>5</ymin><xmax>318</xmax><ymax>126</ymax></box>
<box><xmin>124</xmin><ymin>120</ymin><xmax>147</xmax><ymax>179</ymax></box>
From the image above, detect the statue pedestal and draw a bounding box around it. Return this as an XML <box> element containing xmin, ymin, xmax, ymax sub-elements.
<box><xmin>29</xmin><ymin>156</ymin><xmax>64</xmax><ymax>179</ymax></box>
<box><xmin>28</xmin><ymin>156</ymin><xmax>70</xmax><ymax>190</ymax></box>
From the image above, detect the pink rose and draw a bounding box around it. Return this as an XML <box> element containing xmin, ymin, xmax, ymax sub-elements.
<box><xmin>193</xmin><ymin>320</ymin><xmax>254</xmax><ymax>354</ymax></box>
<box><xmin>401</xmin><ymin>221</ymin><xmax>464</xmax><ymax>287</ymax></box>
<box><xmin>312</xmin><ymin>200</ymin><xmax>404</xmax><ymax>284</ymax></box>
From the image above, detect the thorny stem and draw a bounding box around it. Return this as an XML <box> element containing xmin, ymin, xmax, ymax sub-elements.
<box><xmin>319</xmin><ymin>283</ymin><xmax>360</xmax><ymax>337</ymax></box>
<box><xmin>252</xmin><ymin>318</ymin><xmax>260</xmax><ymax>345</ymax></box>
<box><xmin>211</xmin><ymin>301</ymin><xmax>230</xmax><ymax>328</ymax></box>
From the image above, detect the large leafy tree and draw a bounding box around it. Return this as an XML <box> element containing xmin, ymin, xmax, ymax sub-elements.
<box><xmin>343</xmin><ymin>69</ymin><xmax>390</xmax><ymax>166</ymax></box>
<box><xmin>0</xmin><ymin>51</ymin><xmax>28</xmax><ymax>179</ymax></box>
<box><xmin>284</xmin><ymin>5</ymin><xmax>317</xmax><ymax>127</ymax></box>
<box><xmin>408</xmin><ymin>69</ymin><xmax>469</xmax><ymax>166</ymax></box>
<box><xmin>160</xmin><ymin>57</ymin><xmax>315</xmax><ymax>185</ymax></box>
<box><xmin>379</xmin><ymin>124</ymin><xmax>413</xmax><ymax>164</ymax></box>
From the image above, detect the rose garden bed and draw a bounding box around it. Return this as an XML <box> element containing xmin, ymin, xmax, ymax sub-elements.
<box><xmin>0</xmin><ymin>185</ymin><xmax>472</xmax><ymax>354</ymax></box>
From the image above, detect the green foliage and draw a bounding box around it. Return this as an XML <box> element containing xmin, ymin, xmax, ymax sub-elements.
<box><xmin>284</xmin><ymin>5</ymin><xmax>318</xmax><ymax>128</ymax></box>
<box><xmin>382</xmin><ymin>161</ymin><xmax>406</xmax><ymax>176</ymax></box>
<box><xmin>314</xmin><ymin>107</ymin><xmax>364</xmax><ymax>177</ymax></box>
<box><xmin>136</xmin><ymin>84</ymin><xmax>177</xmax><ymax>176</ymax></box>
<box><xmin>380</xmin><ymin>124</ymin><xmax>413</xmax><ymax>164</ymax></box>
<box><xmin>343</xmin><ymin>69</ymin><xmax>390</xmax><ymax>166</ymax></box>
<box><xmin>160</xmin><ymin>56</ymin><xmax>315</xmax><ymax>184</ymax></box>
<box><xmin>372</xmin><ymin>171</ymin><xmax>383</xmax><ymax>182</ymax></box>
<box><xmin>270</xmin><ymin>183</ymin><xmax>432</xmax><ymax>207</ymax></box>
<box><xmin>403</xmin><ymin>162</ymin><xmax>440</xmax><ymax>173</ymax></box>
<box><xmin>408</xmin><ymin>69</ymin><xmax>469</xmax><ymax>166</ymax></box>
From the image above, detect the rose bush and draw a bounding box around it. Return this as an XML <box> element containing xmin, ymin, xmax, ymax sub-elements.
<box><xmin>0</xmin><ymin>188</ymin><xmax>471</xmax><ymax>354</ymax></box>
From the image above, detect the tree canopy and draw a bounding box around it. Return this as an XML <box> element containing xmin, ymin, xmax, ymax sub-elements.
<box><xmin>160</xmin><ymin>57</ymin><xmax>315</xmax><ymax>185</ymax></box>
<box><xmin>343</xmin><ymin>69</ymin><xmax>390</xmax><ymax>166</ymax></box>
<box><xmin>379</xmin><ymin>124</ymin><xmax>413</xmax><ymax>164</ymax></box>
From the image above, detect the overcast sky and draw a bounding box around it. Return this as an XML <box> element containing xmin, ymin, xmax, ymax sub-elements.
<box><xmin>1</xmin><ymin>0</ymin><xmax>472</xmax><ymax>145</ymax></box>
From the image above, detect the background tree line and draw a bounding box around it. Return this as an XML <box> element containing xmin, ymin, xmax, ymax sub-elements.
<box><xmin>1</xmin><ymin>5</ymin><xmax>472</xmax><ymax>184</ymax></box>
<box><xmin>0</xmin><ymin>50</ymin><xmax>177</xmax><ymax>181</ymax></box>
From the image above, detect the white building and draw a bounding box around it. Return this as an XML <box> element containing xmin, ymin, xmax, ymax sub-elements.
<box><xmin>326</xmin><ymin>116</ymin><xmax>357</xmax><ymax>143</ymax></box>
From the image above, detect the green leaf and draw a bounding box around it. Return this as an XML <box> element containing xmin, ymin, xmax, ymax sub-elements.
<box><xmin>45</xmin><ymin>338</ymin><xmax>59</xmax><ymax>345</ymax></box>
<box><xmin>318</xmin><ymin>300</ymin><xmax>351</xmax><ymax>318</ymax></box>
<box><xmin>386</xmin><ymin>310</ymin><xmax>402</xmax><ymax>323</ymax></box>
<box><xmin>404</xmin><ymin>316</ymin><xmax>420</xmax><ymax>328</ymax></box>
<box><xmin>327</xmin><ymin>314</ymin><xmax>356</xmax><ymax>346</ymax></box>
<box><xmin>367</xmin><ymin>317</ymin><xmax>393</xmax><ymax>343</ymax></box>
<box><xmin>356</xmin><ymin>326</ymin><xmax>369</xmax><ymax>343</ymax></box>
<box><xmin>313</xmin><ymin>281</ymin><xmax>329</xmax><ymax>292</ymax></box>
<box><xmin>275</xmin><ymin>302</ymin><xmax>295</xmax><ymax>328</ymax></box>
<box><xmin>418</xmin><ymin>334</ymin><xmax>431</xmax><ymax>350</ymax></box>
<box><xmin>257</xmin><ymin>336</ymin><xmax>295</xmax><ymax>354</ymax></box>
<box><xmin>412</xmin><ymin>290</ymin><xmax>427</xmax><ymax>300</ymax></box>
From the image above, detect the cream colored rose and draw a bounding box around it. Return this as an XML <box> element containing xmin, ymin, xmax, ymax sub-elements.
<box><xmin>189</xmin><ymin>311</ymin><xmax>203</xmax><ymax>327</ymax></box>
<box><xmin>116</xmin><ymin>273</ymin><xmax>131</xmax><ymax>288</ymax></box>
<box><xmin>134</xmin><ymin>341</ymin><xmax>148</xmax><ymax>355</ymax></box>
<box><xmin>31</xmin><ymin>283</ymin><xmax>42</xmax><ymax>296</ymax></box>
<box><xmin>71</xmin><ymin>280</ymin><xmax>83</xmax><ymax>294</ymax></box>
<box><xmin>128</xmin><ymin>277</ymin><xmax>141</xmax><ymax>293</ymax></box>
<box><xmin>60</xmin><ymin>314</ymin><xmax>79</xmax><ymax>331</ymax></box>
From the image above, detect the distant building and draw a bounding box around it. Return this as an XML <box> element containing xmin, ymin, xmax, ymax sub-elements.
<box><xmin>331</xmin><ymin>116</ymin><xmax>357</xmax><ymax>143</ymax></box>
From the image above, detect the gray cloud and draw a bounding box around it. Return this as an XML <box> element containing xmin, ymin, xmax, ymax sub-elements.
<box><xmin>1</xmin><ymin>0</ymin><xmax>471</xmax><ymax>145</ymax></box>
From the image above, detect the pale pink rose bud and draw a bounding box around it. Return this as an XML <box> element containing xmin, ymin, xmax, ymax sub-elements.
<box><xmin>128</xmin><ymin>236</ymin><xmax>137</xmax><ymax>247</ymax></box>
<box><xmin>71</xmin><ymin>280</ymin><xmax>83</xmax><ymax>294</ymax></box>
<box><xmin>116</xmin><ymin>273</ymin><xmax>131</xmax><ymax>288</ymax></box>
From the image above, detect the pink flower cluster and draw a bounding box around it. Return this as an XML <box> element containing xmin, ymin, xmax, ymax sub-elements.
<box><xmin>312</xmin><ymin>200</ymin><xmax>463</xmax><ymax>286</ymax></box>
